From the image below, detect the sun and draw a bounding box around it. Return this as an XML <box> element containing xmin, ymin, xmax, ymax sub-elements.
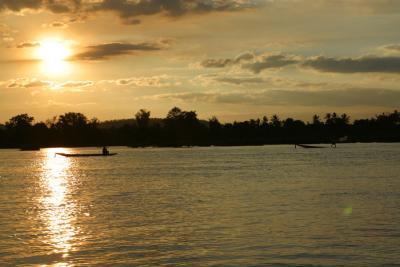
<box><xmin>35</xmin><ymin>38</ymin><xmax>72</xmax><ymax>76</ymax></box>
<box><xmin>36</xmin><ymin>38</ymin><xmax>71</xmax><ymax>62</ymax></box>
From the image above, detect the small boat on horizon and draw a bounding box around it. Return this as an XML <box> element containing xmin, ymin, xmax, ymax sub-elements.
<box><xmin>20</xmin><ymin>146</ymin><xmax>40</xmax><ymax>151</ymax></box>
<box><xmin>295</xmin><ymin>144</ymin><xmax>326</xmax><ymax>149</ymax></box>
<box><xmin>55</xmin><ymin>152</ymin><xmax>117</xmax><ymax>157</ymax></box>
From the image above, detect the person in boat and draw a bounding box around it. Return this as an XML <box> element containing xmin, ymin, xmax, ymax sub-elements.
<box><xmin>102</xmin><ymin>146</ymin><xmax>109</xmax><ymax>155</ymax></box>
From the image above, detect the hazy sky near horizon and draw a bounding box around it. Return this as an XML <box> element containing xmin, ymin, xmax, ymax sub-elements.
<box><xmin>1</xmin><ymin>0</ymin><xmax>400</xmax><ymax>122</ymax></box>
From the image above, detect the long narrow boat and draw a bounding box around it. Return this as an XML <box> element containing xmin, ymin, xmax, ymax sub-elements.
<box><xmin>20</xmin><ymin>147</ymin><xmax>41</xmax><ymax>151</ymax></box>
<box><xmin>55</xmin><ymin>152</ymin><xmax>117</xmax><ymax>157</ymax></box>
<box><xmin>295</xmin><ymin>144</ymin><xmax>326</xmax><ymax>149</ymax></box>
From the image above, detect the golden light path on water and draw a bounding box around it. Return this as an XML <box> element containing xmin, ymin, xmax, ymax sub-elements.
<box><xmin>40</xmin><ymin>148</ymin><xmax>77</xmax><ymax>266</ymax></box>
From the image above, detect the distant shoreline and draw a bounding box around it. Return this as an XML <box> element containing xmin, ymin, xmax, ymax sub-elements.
<box><xmin>1</xmin><ymin>109</ymin><xmax>399</xmax><ymax>148</ymax></box>
<box><xmin>2</xmin><ymin>141</ymin><xmax>400</xmax><ymax>150</ymax></box>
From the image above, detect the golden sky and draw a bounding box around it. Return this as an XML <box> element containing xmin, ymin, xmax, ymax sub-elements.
<box><xmin>1</xmin><ymin>0</ymin><xmax>400</xmax><ymax>122</ymax></box>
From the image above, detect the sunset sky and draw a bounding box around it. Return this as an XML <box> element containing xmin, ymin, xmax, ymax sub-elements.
<box><xmin>1</xmin><ymin>0</ymin><xmax>400</xmax><ymax>122</ymax></box>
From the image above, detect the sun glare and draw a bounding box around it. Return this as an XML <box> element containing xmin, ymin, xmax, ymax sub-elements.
<box><xmin>36</xmin><ymin>38</ymin><xmax>71</xmax><ymax>62</ymax></box>
<box><xmin>35</xmin><ymin>38</ymin><xmax>72</xmax><ymax>76</ymax></box>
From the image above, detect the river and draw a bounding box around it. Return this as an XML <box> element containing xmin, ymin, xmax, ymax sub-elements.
<box><xmin>0</xmin><ymin>144</ymin><xmax>399</xmax><ymax>266</ymax></box>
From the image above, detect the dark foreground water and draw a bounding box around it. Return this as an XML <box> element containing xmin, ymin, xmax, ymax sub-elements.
<box><xmin>0</xmin><ymin>144</ymin><xmax>399</xmax><ymax>266</ymax></box>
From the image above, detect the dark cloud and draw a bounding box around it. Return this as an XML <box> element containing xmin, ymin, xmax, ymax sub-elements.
<box><xmin>0</xmin><ymin>0</ymin><xmax>42</xmax><ymax>11</ymax></box>
<box><xmin>47</xmin><ymin>0</ymin><xmax>70</xmax><ymax>13</ymax></box>
<box><xmin>303</xmin><ymin>56</ymin><xmax>400</xmax><ymax>73</ymax></box>
<box><xmin>1</xmin><ymin>0</ymin><xmax>400</xmax><ymax>24</ymax></box>
<box><xmin>89</xmin><ymin>0</ymin><xmax>263</xmax><ymax>24</ymax></box>
<box><xmin>0</xmin><ymin>0</ymin><xmax>80</xmax><ymax>13</ymax></box>
<box><xmin>215</xmin><ymin>77</ymin><xmax>265</xmax><ymax>85</ymax></box>
<box><xmin>200</xmin><ymin>52</ymin><xmax>254</xmax><ymax>68</ymax></box>
<box><xmin>243</xmin><ymin>54</ymin><xmax>299</xmax><ymax>73</ymax></box>
<box><xmin>155</xmin><ymin>88</ymin><xmax>400</xmax><ymax>107</ymax></box>
<box><xmin>74</xmin><ymin>41</ymin><xmax>165</xmax><ymax>60</ymax></box>
<box><xmin>41</xmin><ymin>21</ymin><xmax>69</xmax><ymax>28</ymax></box>
<box><xmin>200</xmin><ymin>58</ymin><xmax>234</xmax><ymax>68</ymax></box>
<box><xmin>16</xmin><ymin>42</ymin><xmax>40</xmax><ymax>48</ymax></box>
<box><xmin>50</xmin><ymin>21</ymin><xmax>68</xmax><ymax>28</ymax></box>
<box><xmin>0</xmin><ymin>1</ymin><xmax>263</xmax><ymax>25</ymax></box>
<box><xmin>201</xmin><ymin>52</ymin><xmax>400</xmax><ymax>75</ymax></box>
<box><xmin>200</xmin><ymin>53</ymin><xmax>298</xmax><ymax>73</ymax></box>
<box><xmin>235</xmin><ymin>52</ymin><xmax>255</xmax><ymax>62</ymax></box>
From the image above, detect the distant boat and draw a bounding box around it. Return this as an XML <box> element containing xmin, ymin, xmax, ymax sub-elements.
<box><xmin>20</xmin><ymin>146</ymin><xmax>40</xmax><ymax>151</ymax></box>
<box><xmin>55</xmin><ymin>153</ymin><xmax>117</xmax><ymax>157</ymax></box>
<box><xmin>295</xmin><ymin>144</ymin><xmax>325</xmax><ymax>149</ymax></box>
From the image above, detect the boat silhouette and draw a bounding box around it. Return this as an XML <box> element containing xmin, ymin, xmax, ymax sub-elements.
<box><xmin>55</xmin><ymin>152</ymin><xmax>117</xmax><ymax>157</ymax></box>
<box><xmin>295</xmin><ymin>144</ymin><xmax>326</xmax><ymax>149</ymax></box>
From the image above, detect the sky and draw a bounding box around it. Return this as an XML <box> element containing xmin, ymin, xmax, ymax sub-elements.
<box><xmin>0</xmin><ymin>0</ymin><xmax>400</xmax><ymax>123</ymax></box>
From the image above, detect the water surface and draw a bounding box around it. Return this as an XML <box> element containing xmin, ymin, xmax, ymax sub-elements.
<box><xmin>0</xmin><ymin>144</ymin><xmax>399</xmax><ymax>266</ymax></box>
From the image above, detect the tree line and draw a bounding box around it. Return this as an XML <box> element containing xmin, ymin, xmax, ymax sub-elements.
<box><xmin>0</xmin><ymin>107</ymin><xmax>399</xmax><ymax>148</ymax></box>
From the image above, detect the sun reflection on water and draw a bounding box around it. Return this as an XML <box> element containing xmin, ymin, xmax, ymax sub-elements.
<box><xmin>40</xmin><ymin>148</ymin><xmax>77</xmax><ymax>263</ymax></box>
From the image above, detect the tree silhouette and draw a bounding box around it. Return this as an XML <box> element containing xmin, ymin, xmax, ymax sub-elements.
<box><xmin>0</xmin><ymin>109</ymin><xmax>399</xmax><ymax>148</ymax></box>
<box><xmin>5</xmin><ymin>114</ymin><xmax>34</xmax><ymax>146</ymax></box>
<box><xmin>135</xmin><ymin>109</ymin><xmax>151</xmax><ymax>128</ymax></box>
<box><xmin>270</xmin><ymin>114</ymin><xmax>281</xmax><ymax>128</ymax></box>
<box><xmin>165</xmin><ymin>107</ymin><xmax>203</xmax><ymax>145</ymax></box>
<box><xmin>6</xmin><ymin>114</ymin><xmax>34</xmax><ymax>129</ymax></box>
<box><xmin>54</xmin><ymin>112</ymin><xmax>100</xmax><ymax>146</ymax></box>
<box><xmin>57</xmin><ymin>112</ymin><xmax>88</xmax><ymax>129</ymax></box>
<box><xmin>312</xmin><ymin>114</ymin><xmax>322</xmax><ymax>125</ymax></box>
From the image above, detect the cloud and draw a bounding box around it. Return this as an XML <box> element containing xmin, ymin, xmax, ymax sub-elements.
<box><xmin>3</xmin><ymin>76</ymin><xmax>180</xmax><ymax>90</ymax></box>
<box><xmin>193</xmin><ymin>73</ymin><xmax>268</xmax><ymax>86</ymax></box>
<box><xmin>42</xmin><ymin>21</ymin><xmax>69</xmax><ymax>29</ymax></box>
<box><xmin>215</xmin><ymin>77</ymin><xmax>266</xmax><ymax>85</ymax></box>
<box><xmin>0</xmin><ymin>1</ymin><xmax>264</xmax><ymax>27</ymax></box>
<box><xmin>303</xmin><ymin>56</ymin><xmax>400</xmax><ymax>73</ymax></box>
<box><xmin>200</xmin><ymin>52</ymin><xmax>298</xmax><ymax>73</ymax></box>
<box><xmin>200</xmin><ymin>52</ymin><xmax>254</xmax><ymax>68</ymax></box>
<box><xmin>243</xmin><ymin>54</ymin><xmax>299</xmax><ymax>73</ymax></box>
<box><xmin>150</xmin><ymin>92</ymin><xmax>217</xmax><ymax>102</ymax></box>
<box><xmin>0</xmin><ymin>0</ymin><xmax>81</xmax><ymax>13</ymax></box>
<box><xmin>58</xmin><ymin>81</ymin><xmax>93</xmax><ymax>88</ymax></box>
<box><xmin>74</xmin><ymin>41</ymin><xmax>166</xmax><ymax>60</ymax></box>
<box><xmin>6</xmin><ymin>78</ymin><xmax>52</xmax><ymax>88</ymax></box>
<box><xmin>200</xmin><ymin>58</ymin><xmax>234</xmax><ymax>68</ymax></box>
<box><xmin>52</xmin><ymin>81</ymin><xmax>94</xmax><ymax>92</ymax></box>
<box><xmin>47</xmin><ymin>0</ymin><xmax>71</xmax><ymax>13</ymax></box>
<box><xmin>193</xmin><ymin>73</ymin><xmax>336</xmax><ymax>90</ymax></box>
<box><xmin>0</xmin><ymin>23</ymin><xmax>16</xmax><ymax>43</ymax></box>
<box><xmin>1</xmin><ymin>1</ymin><xmax>400</xmax><ymax>24</ymax></box>
<box><xmin>2</xmin><ymin>78</ymin><xmax>95</xmax><ymax>91</ymax></box>
<box><xmin>88</xmin><ymin>0</ymin><xmax>264</xmax><ymax>24</ymax></box>
<box><xmin>382</xmin><ymin>44</ymin><xmax>400</xmax><ymax>53</ymax></box>
<box><xmin>115</xmin><ymin>75</ymin><xmax>180</xmax><ymax>87</ymax></box>
<box><xmin>0</xmin><ymin>0</ymin><xmax>263</xmax><ymax>24</ymax></box>
<box><xmin>0</xmin><ymin>0</ymin><xmax>42</xmax><ymax>12</ymax></box>
<box><xmin>150</xmin><ymin>88</ymin><xmax>400</xmax><ymax>107</ymax></box>
<box><xmin>98</xmin><ymin>75</ymin><xmax>181</xmax><ymax>87</ymax></box>
<box><xmin>16</xmin><ymin>42</ymin><xmax>40</xmax><ymax>48</ymax></box>
<box><xmin>201</xmin><ymin>51</ymin><xmax>400</xmax><ymax>75</ymax></box>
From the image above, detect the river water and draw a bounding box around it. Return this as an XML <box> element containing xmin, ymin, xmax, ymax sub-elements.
<box><xmin>0</xmin><ymin>144</ymin><xmax>399</xmax><ymax>266</ymax></box>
